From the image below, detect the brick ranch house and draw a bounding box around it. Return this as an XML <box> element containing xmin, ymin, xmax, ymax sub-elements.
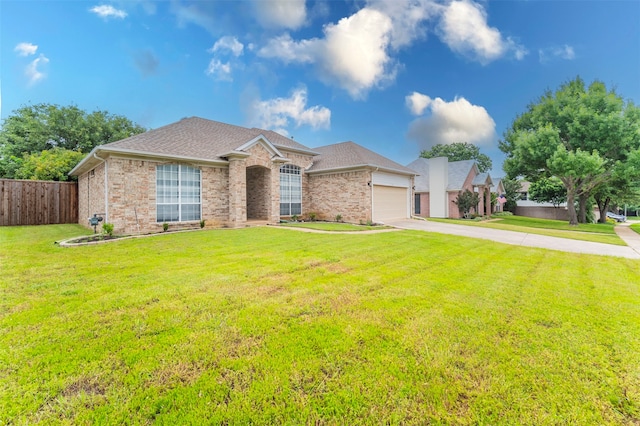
<box><xmin>407</xmin><ymin>157</ymin><xmax>493</xmax><ymax>219</ymax></box>
<box><xmin>70</xmin><ymin>117</ymin><xmax>416</xmax><ymax>234</ymax></box>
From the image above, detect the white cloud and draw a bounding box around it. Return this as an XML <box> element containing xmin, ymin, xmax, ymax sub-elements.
<box><xmin>248</xmin><ymin>87</ymin><xmax>331</xmax><ymax>135</ymax></box>
<box><xmin>210</xmin><ymin>36</ymin><xmax>244</xmax><ymax>57</ymax></box>
<box><xmin>206</xmin><ymin>36</ymin><xmax>245</xmax><ymax>81</ymax></box>
<box><xmin>257</xmin><ymin>0</ymin><xmax>524</xmax><ymax>96</ymax></box>
<box><xmin>258</xmin><ymin>33</ymin><xmax>318</xmax><ymax>63</ymax></box>
<box><xmin>437</xmin><ymin>0</ymin><xmax>526</xmax><ymax>64</ymax></box>
<box><xmin>407</xmin><ymin>94</ymin><xmax>496</xmax><ymax>149</ymax></box>
<box><xmin>366</xmin><ymin>0</ymin><xmax>436</xmax><ymax>49</ymax></box>
<box><xmin>90</xmin><ymin>4</ymin><xmax>128</xmax><ymax>19</ymax></box>
<box><xmin>254</xmin><ymin>0</ymin><xmax>307</xmax><ymax>30</ymax></box>
<box><xmin>170</xmin><ymin>1</ymin><xmax>216</xmax><ymax>33</ymax></box>
<box><xmin>256</xmin><ymin>2</ymin><xmax>440</xmax><ymax>99</ymax></box>
<box><xmin>15</xmin><ymin>42</ymin><xmax>38</xmax><ymax>56</ymax></box>
<box><xmin>318</xmin><ymin>8</ymin><xmax>395</xmax><ymax>98</ymax></box>
<box><xmin>512</xmin><ymin>41</ymin><xmax>528</xmax><ymax>60</ymax></box>
<box><xmin>406</xmin><ymin>91</ymin><xmax>432</xmax><ymax>116</ymax></box>
<box><xmin>259</xmin><ymin>8</ymin><xmax>396</xmax><ymax>99</ymax></box>
<box><xmin>205</xmin><ymin>59</ymin><xmax>232</xmax><ymax>81</ymax></box>
<box><xmin>25</xmin><ymin>54</ymin><xmax>49</xmax><ymax>86</ymax></box>
<box><xmin>539</xmin><ymin>44</ymin><xmax>575</xmax><ymax>63</ymax></box>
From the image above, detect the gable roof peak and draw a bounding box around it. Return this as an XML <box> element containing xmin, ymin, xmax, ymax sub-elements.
<box><xmin>308</xmin><ymin>140</ymin><xmax>415</xmax><ymax>175</ymax></box>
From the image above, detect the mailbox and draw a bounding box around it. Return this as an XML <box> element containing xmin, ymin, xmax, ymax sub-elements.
<box><xmin>89</xmin><ymin>213</ymin><xmax>104</xmax><ymax>233</ymax></box>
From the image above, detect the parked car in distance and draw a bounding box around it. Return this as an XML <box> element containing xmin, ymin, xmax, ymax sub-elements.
<box><xmin>606</xmin><ymin>212</ymin><xmax>627</xmax><ymax>222</ymax></box>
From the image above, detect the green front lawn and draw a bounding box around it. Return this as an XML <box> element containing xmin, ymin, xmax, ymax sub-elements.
<box><xmin>1</xmin><ymin>225</ymin><xmax>639</xmax><ymax>424</ymax></box>
<box><xmin>631</xmin><ymin>223</ymin><xmax>640</xmax><ymax>235</ymax></box>
<box><xmin>429</xmin><ymin>215</ymin><xmax>624</xmax><ymax>245</ymax></box>
<box><xmin>278</xmin><ymin>222</ymin><xmax>393</xmax><ymax>232</ymax></box>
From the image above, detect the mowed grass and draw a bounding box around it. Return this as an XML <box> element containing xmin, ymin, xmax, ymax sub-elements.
<box><xmin>1</xmin><ymin>225</ymin><xmax>640</xmax><ymax>424</ymax></box>
<box><xmin>278</xmin><ymin>222</ymin><xmax>393</xmax><ymax>232</ymax></box>
<box><xmin>631</xmin><ymin>223</ymin><xmax>640</xmax><ymax>235</ymax></box>
<box><xmin>429</xmin><ymin>215</ymin><xmax>624</xmax><ymax>245</ymax></box>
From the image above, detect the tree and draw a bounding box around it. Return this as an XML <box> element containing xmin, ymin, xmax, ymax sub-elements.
<box><xmin>454</xmin><ymin>189</ymin><xmax>480</xmax><ymax>218</ymax></box>
<box><xmin>528</xmin><ymin>177</ymin><xmax>566</xmax><ymax>208</ymax></box>
<box><xmin>14</xmin><ymin>148</ymin><xmax>86</xmax><ymax>181</ymax></box>
<box><xmin>500</xmin><ymin>77</ymin><xmax>640</xmax><ymax>225</ymax></box>
<box><xmin>0</xmin><ymin>103</ymin><xmax>145</xmax><ymax>179</ymax></box>
<box><xmin>501</xmin><ymin>178</ymin><xmax>521</xmax><ymax>213</ymax></box>
<box><xmin>591</xmin><ymin>148</ymin><xmax>640</xmax><ymax>222</ymax></box>
<box><xmin>420</xmin><ymin>142</ymin><xmax>492</xmax><ymax>172</ymax></box>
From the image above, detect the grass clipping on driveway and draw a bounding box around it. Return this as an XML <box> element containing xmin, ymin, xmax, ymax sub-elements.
<box><xmin>1</xmin><ymin>225</ymin><xmax>640</xmax><ymax>424</ymax></box>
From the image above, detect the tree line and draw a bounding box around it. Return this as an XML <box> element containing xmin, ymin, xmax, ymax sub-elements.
<box><xmin>0</xmin><ymin>104</ymin><xmax>145</xmax><ymax>181</ymax></box>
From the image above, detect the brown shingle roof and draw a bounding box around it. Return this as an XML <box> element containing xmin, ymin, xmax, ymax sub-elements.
<box><xmin>308</xmin><ymin>141</ymin><xmax>416</xmax><ymax>175</ymax></box>
<box><xmin>103</xmin><ymin>117</ymin><xmax>315</xmax><ymax>160</ymax></box>
<box><xmin>70</xmin><ymin>117</ymin><xmax>414</xmax><ymax>178</ymax></box>
<box><xmin>70</xmin><ymin>117</ymin><xmax>318</xmax><ymax>175</ymax></box>
<box><xmin>252</xmin><ymin>128</ymin><xmax>317</xmax><ymax>154</ymax></box>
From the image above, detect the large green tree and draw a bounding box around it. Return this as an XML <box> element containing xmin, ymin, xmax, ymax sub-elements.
<box><xmin>420</xmin><ymin>142</ymin><xmax>492</xmax><ymax>172</ymax></box>
<box><xmin>528</xmin><ymin>177</ymin><xmax>566</xmax><ymax>208</ymax></box>
<box><xmin>0</xmin><ymin>104</ymin><xmax>145</xmax><ymax>179</ymax></box>
<box><xmin>500</xmin><ymin>77</ymin><xmax>640</xmax><ymax>225</ymax></box>
<box><xmin>14</xmin><ymin>148</ymin><xmax>86</xmax><ymax>182</ymax></box>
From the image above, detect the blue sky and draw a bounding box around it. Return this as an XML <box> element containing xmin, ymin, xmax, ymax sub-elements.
<box><xmin>2</xmin><ymin>0</ymin><xmax>639</xmax><ymax>176</ymax></box>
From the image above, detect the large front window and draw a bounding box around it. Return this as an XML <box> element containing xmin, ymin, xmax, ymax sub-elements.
<box><xmin>156</xmin><ymin>164</ymin><xmax>201</xmax><ymax>222</ymax></box>
<box><xmin>280</xmin><ymin>164</ymin><xmax>301</xmax><ymax>216</ymax></box>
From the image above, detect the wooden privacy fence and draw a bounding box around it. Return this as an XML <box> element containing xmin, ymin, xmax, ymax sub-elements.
<box><xmin>0</xmin><ymin>179</ymin><xmax>78</xmax><ymax>226</ymax></box>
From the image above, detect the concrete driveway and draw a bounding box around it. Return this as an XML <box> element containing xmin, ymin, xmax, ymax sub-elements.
<box><xmin>387</xmin><ymin>219</ymin><xmax>640</xmax><ymax>260</ymax></box>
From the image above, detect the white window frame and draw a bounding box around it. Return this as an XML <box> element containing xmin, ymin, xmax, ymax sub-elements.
<box><xmin>280</xmin><ymin>164</ymin><xmax>302</xmax><ymax>216</ymax></box>
<box><xmin>156</xmin><ymin>164</ymin><xmax>202</xmax><ymax>222</ymax></box>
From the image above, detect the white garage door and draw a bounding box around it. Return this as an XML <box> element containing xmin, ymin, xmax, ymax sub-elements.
<box><xmin>373</xmin><ymin>185</ymin><xmax>409</xmax><ymax>223</ymax></box>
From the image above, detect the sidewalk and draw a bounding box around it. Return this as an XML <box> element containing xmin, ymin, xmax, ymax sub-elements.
<box><xmin>387</xmin><ymin>219</ymin><xmax>640</xmax><ymax>260</ymax></box>
<box><xmin>614</xmin><ymin>222</ymin><xmax>640</xmax><ymax>255</ymax></box>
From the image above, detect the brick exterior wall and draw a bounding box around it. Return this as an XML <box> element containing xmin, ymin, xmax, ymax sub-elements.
<box><xmin>276</xmin><ymin>150</ymin><xmax>314</xmax><ymax>220</ymax></box>
<box><xmin>415</xmin><ymin>192</ymin><xmax>430</xmax><ymax>218</ymax></box>
<box><xmin>515</xmin><ymin>206</ymin><xmax>570</xmax><ymax>221</ymax></box>
<box><xmin>448</xmin><ymin>191</ymin><xmax>461</xmax><ymax>219</ymax></box>
<box><xmin>241</xmin><ymin>144</ymin><xmax>316</xmax><ymax>223</ymax></box>
<box><xmin>307</xmin><ymin>170</ymin><xmax>372</xmax><ymax>223</ymax></box>
<box><xmin>246</xmin><ymin>166</ymin><xmax>270</xmax><ymax>220</ymax></box>
<box><xmin>201</xmin><ymin>166</ymin><xmax>230</xmax><ymax>227</ymax></box>
<box><xmin>108</xmin><ymin>157</ymin><xmax>156</xmax><ymax>233</ymax></box>
<box><xmin>245</xmin><ymin>144</ymin><xmax>276</xmax><ymax>222</ymax></box>
<box><xmin>76</xmin><ymin>143</ymin><xmax>404</xmax><ymax>233</ymax></box>
<box><xmin>79</xmin><ymin>157</ymin><xmax>231</xmax><ymax>234</ymax></box>
<box><xmin>279</xmin><ymin>151</ymin><xmax>314</xmax><ymax>219</ymax></box>
<box><xmin>78</xmin><ymin>162</ymin><xmax>106</xmax><ymax>228</ymax></box>
<box><xmin>227</xmin><ymin>157</ymin><xmax>247</xmax><ymax>227</ymax></box>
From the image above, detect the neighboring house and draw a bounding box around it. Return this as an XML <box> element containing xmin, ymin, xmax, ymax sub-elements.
<box><xmin>407</xmin><ymin>157</ymin><xmax>492</xmax><ymax>219</ymax></box>
<box><xmin>69</xmin><ymin>117</ymin><xmax>415</xmax><ymax>234</ymax></box>
<box><xmin>515</xmin><ymin>181</ymin><xmax>569</xmax><ymax>221</ymax></box>
<box><xmin>491</xmin><ymin>178</ymin><xmax>506</xmax><ymax>212</ymax></box>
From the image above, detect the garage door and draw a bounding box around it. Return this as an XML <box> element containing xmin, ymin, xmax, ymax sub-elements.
<box><xmin>372</xmin><ymin>185</ymin><xmax>409</xmax><ymax>223</ymax></box>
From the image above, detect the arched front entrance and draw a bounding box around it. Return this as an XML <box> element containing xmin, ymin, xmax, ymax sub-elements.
<box><xmin>246</xmin><ymin>166</ymin><xmax>271</xmax><ymax>220</ymax></box>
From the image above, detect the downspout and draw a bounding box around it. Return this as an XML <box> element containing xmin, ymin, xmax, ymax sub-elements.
<box><xmin>93</xmin><ymin>152</ymin><xmax>108</xmax><ymax>223</ymax></box>
<box><xmin>371</xmin><ymin>167</ymin><xmax>379</xmax><ymax>223</ymax></box>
